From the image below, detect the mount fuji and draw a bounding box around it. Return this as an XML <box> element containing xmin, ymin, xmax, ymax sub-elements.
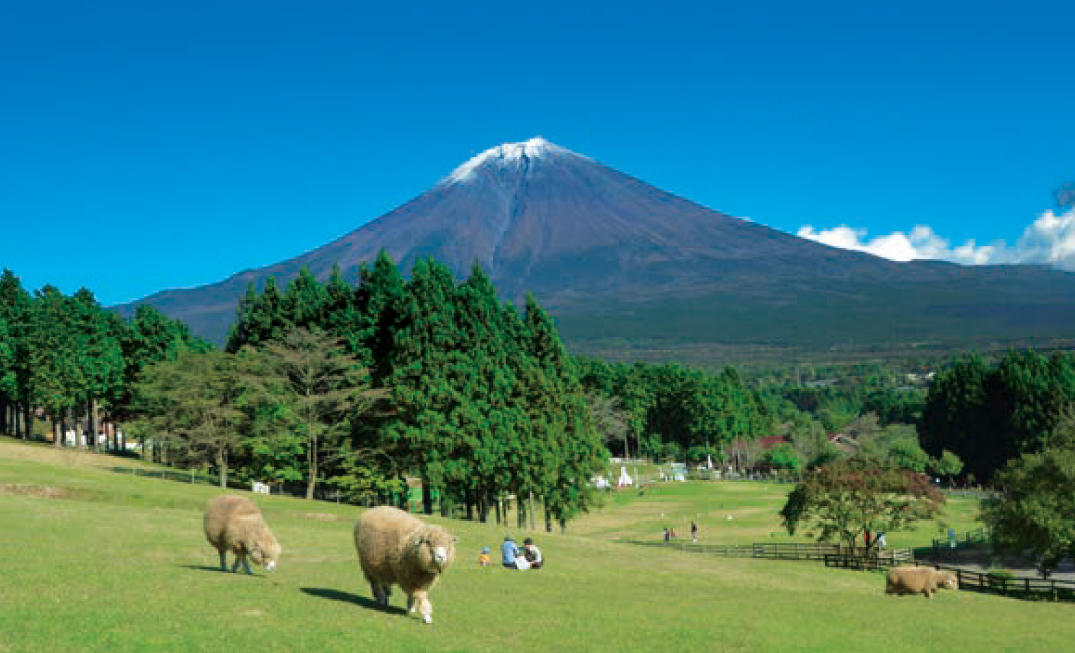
<box><xmin>121</xmin><ymin>138</ymin><xmax>1075</xmax><ymax>352</ymax></box>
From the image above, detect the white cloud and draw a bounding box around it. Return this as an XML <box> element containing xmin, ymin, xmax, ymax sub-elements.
<box><xmin>797</xmin><ymin>208</ymin><xmax>1075</xmax><ymax>270</ymax></box>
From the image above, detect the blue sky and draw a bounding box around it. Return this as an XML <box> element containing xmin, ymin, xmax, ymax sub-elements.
<box><xmin>2</xmin><ymin>0</ymin><xmax>1073</xmax><ymax>305</ymax></box>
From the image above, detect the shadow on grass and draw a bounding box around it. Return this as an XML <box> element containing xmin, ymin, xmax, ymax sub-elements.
<box><xmin>178</xmin><ymin>564</ymin><xmax>266</xmax><ymax>577</ymax></box>
<box><xmin>300</xmin><ymin>587</ymin><xmax>406</xmax><ymax>615</ymax></box>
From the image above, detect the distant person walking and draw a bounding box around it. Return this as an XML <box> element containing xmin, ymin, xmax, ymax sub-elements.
<box><xmin>691</xmin><ymin>521</ymin><xmax>698</xmax><ymax>543</ymax></box>
<box><xmin>663</xmin><ymin>527</ymin><xmax>670</xmax><ymax>543</ymax></box>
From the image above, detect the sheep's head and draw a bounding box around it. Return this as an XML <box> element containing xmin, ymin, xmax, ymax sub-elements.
<box><xmin>410</xmin><ymin>526</ymin><xmax>458</xmax><ymax>574</ymax></box>
<box><xmin>249</xmin><ymin>532</ymin><xmax>282</xmax><ymax>572</ymax></box>
<box><xmin>939</xmin><ymin>571</ymin><xmax>958</xmax><ymax>590</ymax></box>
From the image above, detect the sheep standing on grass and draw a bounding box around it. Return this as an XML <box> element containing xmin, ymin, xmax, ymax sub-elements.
<box><xmin>354</xmin><ymin>506</ymin><xmax>457</xmax><ymax>624</ymax></box>
<box><xmin>203</xmin><ymin>495</ymin><xmax>282</xmax><ymax>575</ymax></box>
<box><xmin>885</xmin><ymin>566</ymin><xmax>958</xmax><ymax>598</ymax></box>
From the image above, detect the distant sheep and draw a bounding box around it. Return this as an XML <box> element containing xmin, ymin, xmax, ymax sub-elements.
<box><xmin>353</xmin><ymin>506</ymin><xmax>457</xmax><ymax>624</ymax></box>
<box><xmin>203</xmin><ymin>495</ymin><xmax>282</xmax><ymax>575</ymax></box>
<box><xmin>885</xmin><ymin>566</ymin><xmax>958</xmax><ymax>598</ymax></box>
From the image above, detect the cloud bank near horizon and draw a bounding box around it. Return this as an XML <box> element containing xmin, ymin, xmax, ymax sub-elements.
<box><xmin>797</xmin><ymin>208</ymin><xmax>1075</xmax><ymax>270</ymax></box>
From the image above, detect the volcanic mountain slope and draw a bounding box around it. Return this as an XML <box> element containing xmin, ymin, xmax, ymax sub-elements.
<box><xmin>121</xmin><ymin>138</ymin><xmax>1075</xmax><ymax>350</ymax></box>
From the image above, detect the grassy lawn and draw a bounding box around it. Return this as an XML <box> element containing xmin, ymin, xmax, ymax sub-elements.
<box><xmin>1</xmin><ymin>440</ymin><xmax>1071</xmax><ymax>652</ymax></box>
<box><xmin>571</xmin><ymin>478</ymin><xmax>982</xmax><ymax>550</ymax></box>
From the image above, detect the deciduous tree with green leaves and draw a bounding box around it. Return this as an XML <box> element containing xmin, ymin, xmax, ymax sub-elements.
<box><xmin>982</xmin><ymin>411</ymin><xmax>1075</xmax><ymax>578</ymax></box>
<box><xmin>131</xmin><ymin>350</ymin><xmax>246</xmax><ymax>487</ymax></box>
<box><xmin>240</xmin><ymin>328</ymin><xmax>384</xmax><ymax>500</ymax></box>
<box><xmin>780</xmin><ymin>459</ymin><xmax>945</xmax><ymax>553</ymax></box>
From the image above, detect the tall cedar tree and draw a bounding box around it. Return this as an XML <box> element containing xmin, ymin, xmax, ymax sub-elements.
<box><xmin>447</xmin><ymin>265</ymin><xmax>524</xmax><ymax>522</ymax></box>
<box><xmin>226</xmin><ymin>277</ymin><xmax>290</xmax><ymax>352</ymax></box>
<box><xmin>70</xmin><ymin>289</ymin><xmax>125</xmax><ymax>452</ymax></box>
<box><xmin>919</xmin><ymin>353</ymin><xmax>997</xmax><ymax>482</ymax></box>
<box><xmin>384</xmin><ymin>258</ymin><xmax>461</xmax><ymax>514</ymax></box>
<box><xmin>0</xmin><ymin>314</ymin><xmax>13</xmax><ymax>432</ymax></box>
<box><xmin>282</xmin><ymin>268</ymin><xmax>328</xmax><ymax>331</ymax></box>
<box><xmin>322</xmin><ymin>265</ymin><xmax>364</xmax><ymax>357</ymax></box>
<box><xmin>355</xmin><ymin>250</ymin><xmax>405</xmax><ymax>380</ymax></box>
<box><xmin>0</xmin><ymin>270</ymin><xmax>34</xmax><ymax>438</ymax></box>
<box><xmin>30</xmin><ymin>286</ymin><xmax>84</xmax><ymax>447</ymax></box>
<box><xmin>523</xmin><ymin>293</ymin><xmax>607</xmax><ymax>531</ymax></box>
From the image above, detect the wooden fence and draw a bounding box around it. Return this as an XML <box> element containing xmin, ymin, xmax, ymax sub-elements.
<box><xmin>914</xmin><ymin>562</ymin><xmax>1075</xmax><ymax>601</ymax></box>
<box><xmin>113</xmin><ymin>466</ymin><xmax>219</xmax><ymax>486</ymax></box>
<box><xmin>928</xmin><ymin>527</ymin><xmax>990</xmax><ymax>558</ymax></box>
<box><xmin>823</xmin><ymin>550</ymin><xmax>914</xmax><ymax>571</ymax></box>
<box><xmin>626</xmin><ymin>539</ymin><xmax>913</xmax><ymax>563</ymax></box>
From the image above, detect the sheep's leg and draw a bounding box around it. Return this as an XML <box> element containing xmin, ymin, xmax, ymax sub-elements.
<box><xmin>407</xmin><ymin>594</ymin><xmax>416</xmax><ymax>614</ymax></box>
<box><xmin>416</xmin><ymin>593</ymin><xmax>433</xmax><ymax>625</ymax></box>
<box><xmin>232</xmin><ymin>553</ymin><xmax>252</xmax><ymax>574</ymax></box>
<box><xmin>217</xmin><ymin>551</ymin><xmax>228</xmax><ymax>572</ymax></box>
<box><xmin>371</xmin><ymin>580</ymin><xmax>388</xmax><ymax>607</ymax></box>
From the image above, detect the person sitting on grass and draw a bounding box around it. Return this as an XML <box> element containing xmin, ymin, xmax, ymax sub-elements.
<box><xmin>501</xmin><ymin>536</ymin><xmax>520</xmax><ymax>569</ymax></box>
<box><xmin>523</xmin><ymin>537</ymin><xmax>543</xmax><ymax>569</ymax></box>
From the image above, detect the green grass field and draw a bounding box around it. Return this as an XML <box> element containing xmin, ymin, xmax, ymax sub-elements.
<box><xmin>2</xmin><ymin>438</ymin><xmax>1072</xmax><ymax>652</ymax></box>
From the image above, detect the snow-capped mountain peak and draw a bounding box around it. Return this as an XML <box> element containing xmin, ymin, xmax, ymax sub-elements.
<box><xmin>445</xmin><ymin>137</ymin><xmax>578</xmax><ymax>184</ymax></box>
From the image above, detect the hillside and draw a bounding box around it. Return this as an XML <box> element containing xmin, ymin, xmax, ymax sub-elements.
<box><xmin>3</xmin><ymin>439</ymin><xmax>1072</xmax><ymax>652</ymax></box>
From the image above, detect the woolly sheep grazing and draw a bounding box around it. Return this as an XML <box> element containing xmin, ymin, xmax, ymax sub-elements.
<box><xmin>354</xmin><ymin>506</ymin><xmax>457</xmax><ymax>624</ymax></box>
<box><xmin>885</xmin><ymin>566</ymin><xmax>958</xmax><ymax>598</ymax></box>
<box><xmin>203</xmin><ymin>495</ymin><xmax>282</xmax><ymax>575</ymax></box>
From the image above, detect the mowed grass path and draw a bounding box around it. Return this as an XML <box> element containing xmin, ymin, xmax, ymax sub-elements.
<box><xmin>2</xmin><ymin>440</ymin><xmax>1072</xmax><ymax>652</ymax></box>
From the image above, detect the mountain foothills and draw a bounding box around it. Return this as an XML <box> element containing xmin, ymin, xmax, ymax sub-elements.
<box><xmin>119</xmin><ymin>138</ymin><xmax>1075</xmax><ymax>351</ymax></box>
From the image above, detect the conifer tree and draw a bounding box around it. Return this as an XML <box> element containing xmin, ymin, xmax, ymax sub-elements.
<box><xmin>384</xmin><ymin>258</ymin><xmax>462</xmax><ymax>514</ymax></box>
<box><xmin>226</xmin><ymin>277</ymin><xmax>291</xmax><ymax>352</ymax></box>
<box><xmin>0</xmin><ymin>314</ymin><xmax>13</xmax><ymax>434</ymax></box>
<box><xmin>355</xmin><ymin>250</ymin><xmax>405</xmax><ymax>380</ymax></box>
<box><xmin>0</xmin><ymin>270</ymin><xmax>33</xmax><ymax>438</ymax></box>
<box><xmin>282</xmin><ymin>267</ymin><xmax>328</xmax><ymax>331</ymax></box>
<box><xmin>322</xmin><ymin>265</ymin><xmax>364</xmax><ymax>355</ymax></box>
<box><xmin>69</xmin><ymin>288</ymin><xmax>125</xmax><ymax>452</ymax></box>
<box><xmin>522</xmin><ymin>293</ymin><xmax>606</xmax><ymax>530</ymax></box>
<box><xmin>29</xmin><ymin>286</ymin><xmax>85</xmax><ymax>447</ymax></box>
<box><xmin>446</xmin><ymin>264</ymin><xmax>521</xmax><ymax>521</ymax></box>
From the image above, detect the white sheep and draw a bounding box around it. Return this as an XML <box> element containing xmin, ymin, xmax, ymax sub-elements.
<box><xmin>885</xmin><ymin>566</ymin><xmax>958</xmax><ymax>598</ymax></box>
<box><xmin>353</xmin><ymin>506</ymin><xmax>457</xmax><ymax>624</ymax></box>
<box><xmin>203</xmin><ymin>495</ymin><xmax>282</xmax><ymax>574</ymax></box>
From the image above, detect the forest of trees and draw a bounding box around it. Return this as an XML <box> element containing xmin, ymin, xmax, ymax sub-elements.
<box><xmin>13</xmin><ymin>249</ymin><xmax>1075</xmax><ymax>547</ymax></box>
<box><xmin>919</xmin><ymin>349</ymin><xmax>1075</xmax><ymax>484</ymax></box>
<box><xmin>0</xmin><ymin>268</ymin><xmax>209</xmax><ymax>449</ymax></box>
<box><xmin>0</xmin><ymin>257</ymin><xmax>954</xmax><ymax>497</ymax></box>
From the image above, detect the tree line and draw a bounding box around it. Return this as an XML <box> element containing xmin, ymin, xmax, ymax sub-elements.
<box><xmin>0</xmin><ymin>269</ymin><xmax>209</xmax><ymax>449</ymax></box>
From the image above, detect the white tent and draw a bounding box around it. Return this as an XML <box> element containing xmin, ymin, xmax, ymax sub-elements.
<box><xmin>616</xmin><ymin>465</ymin><xmax>633</xmax><ymax>487</ymax></box>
